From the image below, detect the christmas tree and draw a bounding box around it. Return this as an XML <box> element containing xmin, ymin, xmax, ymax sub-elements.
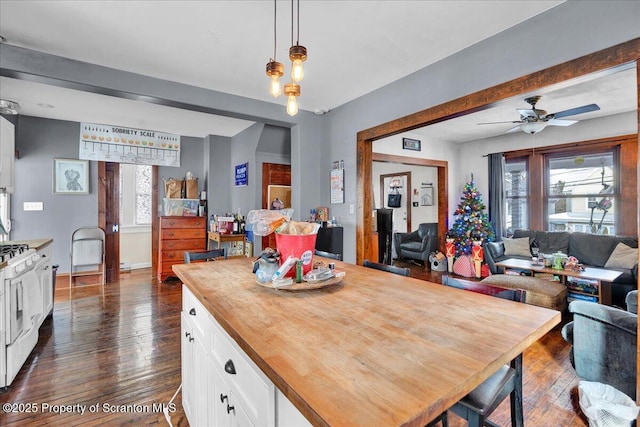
<box><xmin>448</xmin><ymin>177</ymin><xmax>495</xmax><ymax>256</ymax></box>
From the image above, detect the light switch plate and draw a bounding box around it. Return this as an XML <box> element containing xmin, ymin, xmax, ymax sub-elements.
<box><xmin>349</xmin><ymin>204</ymin><xmax>354</xmax><ymax>214</ymax></box>
<box><xmin>24</xmin><ymin>202</ymin><xmax>43</xmax><ymax>211</ymax></box>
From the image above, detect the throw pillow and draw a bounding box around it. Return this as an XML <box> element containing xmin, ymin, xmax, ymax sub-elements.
<box><xmin>604</xmin><ymin>242</ymin><xmax>638</xmax><ymax>269</ymax></box>
<box><xmin>502</xmin><ymin>237</ymin><xmax>531</xmax><ymax>257</ymax></box>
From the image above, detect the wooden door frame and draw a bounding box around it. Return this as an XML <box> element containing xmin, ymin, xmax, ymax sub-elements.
<box><xmin>379</xmin><ymin>171</ymin><xmax>412</xmax><ymax>233</ymax></box>
<box><xmin>356</xmin><ymin>38</ymin><xmax>640</xmax><ymax>266</ymax></box>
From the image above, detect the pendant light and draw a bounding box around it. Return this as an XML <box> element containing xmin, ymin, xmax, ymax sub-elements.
<box><xmin>289</xmin><ymin>0</ymin><xmax>307</xmax><ymax>83</ymax></box>
<box><xmin>284</xmin><ymin>82</ymin><xmax>300</xmax><ymax>116</ymax></box>
<box><xmin>265</xmin><ymin>0</ymin><xmax>283</xmax><ymax>97</ymax></box>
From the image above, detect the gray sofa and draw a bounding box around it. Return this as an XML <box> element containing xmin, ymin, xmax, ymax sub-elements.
<box><xmin>561</xmin><ymin>300</ymin><xmax>637</xmax><ymax>400</ymax></box>
<box><xmin>484</xmin><ymin>230</ymin><xmax>638</xmax><ymax>307</ymax></box>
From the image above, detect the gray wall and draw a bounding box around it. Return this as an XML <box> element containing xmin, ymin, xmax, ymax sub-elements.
<box><xmin>12</xmin><ymin>116</ymin><xmax>97</xmax><ymax>270</ymax></box>
<box><xmin>1</xmin><ymin>1</ymin><xmax>638</xmax><ymax>265</ymax></box>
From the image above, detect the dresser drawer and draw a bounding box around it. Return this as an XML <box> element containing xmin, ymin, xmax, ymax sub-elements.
<box><xmin>161</xmin><ymin>238</ymin><xmax>205</xmax><ymax>251</ymax></box>
<box><xmin>161</xmin><ymin>216</ymin><xmax>206</xmax><ymax>229</ymax></box>
<box><xmin>161</xmin><ymin>229</ymin><xmax>205</xmax><ymax>240</ymax></box>
<box><xmin>209</xmin><ymin>314</ymin><xmax>275</xmax><ymax>425</ymax></box>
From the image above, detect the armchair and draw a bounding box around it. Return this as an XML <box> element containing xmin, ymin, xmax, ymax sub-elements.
<box><xmin>561</xmin><ymin>301</ymin><xmax>637</xmax><ymax>400</ymax></box>
<box><xmin>393</xmin><ymin>223</ymin><xmax>438</xmax><ymax>264</ymax></box>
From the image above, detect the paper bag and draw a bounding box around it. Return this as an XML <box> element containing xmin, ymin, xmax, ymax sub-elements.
<box><xmin>186</xmin><ymin>179</ymin><xmax>198</xmax><ymax>199</ymax></box>
<box><xmin>164</xmin><ymin>179</ymin><xmax>183</xmax><ymax>199</ymax></box>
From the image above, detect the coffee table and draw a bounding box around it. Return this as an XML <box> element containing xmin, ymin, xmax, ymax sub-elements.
<box><xmin>495</xmin><ymin>258</ymin><xmax>622</xmax><ymax>305</ymax></box>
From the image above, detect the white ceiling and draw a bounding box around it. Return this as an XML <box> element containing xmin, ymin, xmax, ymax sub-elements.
<box><xmin>1</xmin><ymin>0</ymin><xmax>634</xmax><ymax>141</ymax></box>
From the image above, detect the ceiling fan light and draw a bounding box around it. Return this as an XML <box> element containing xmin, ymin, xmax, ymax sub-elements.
<box><xmin>0</xmin><ymin>99</ymin><xmax>20</xmax><ymax>115</ymax></box>
<box><xmin>520</xmin><ymin>121</ymin><xmax>548</xmax><ymax>134</ymax></box>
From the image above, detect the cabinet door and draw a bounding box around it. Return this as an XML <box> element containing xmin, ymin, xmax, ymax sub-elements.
<box><xmin>181</xmin><ymin>312</ymin><xmax>194</xmax><ymax>422</ymax></box>
<box><xmin>193</xmin><ymin>338</ymin><xmax>209</xmax><ymax>427</ymax></box>
<box><xmin>230</xmin><ymin>391</ymin><xmax>255</xmax><ymax>427</ymax></box>
<box><xmin>210</xmin><ymin>360</ymin><xmax>231</xmax><ymax>427</ymax></box>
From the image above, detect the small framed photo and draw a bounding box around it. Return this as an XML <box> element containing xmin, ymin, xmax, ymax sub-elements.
<box><xmin>53</xmin><ymin>158</ymin><xmax>89</xmax><ymax>194</ymax></box>
<box><xmin>402</xmin><ymin>137</ymin><xmax>421</xmax><ymax>151</ymax></box>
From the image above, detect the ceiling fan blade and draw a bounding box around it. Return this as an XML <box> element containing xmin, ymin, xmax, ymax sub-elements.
<box><xmin>477</xmin><ymin>120</ymin><xmax>522</xmax><ymax>125</ymax></box>
<box><xmin>505</xmin><ymin>125</ymin><xmax>522</xmax><ymax>134</ymax></box>
<box><xmin>516</xmin><ymin>108</ymin><xmax>537</xmax><ymax>118</ymax></box>
<box><xmin>550</xmin><ymin>103</ymin><xmax>600</xmax><ymax>119</ymax></box>
<box><xmin>547</xmin><ymin>118</ymin><xmax>577</xmax><ymax>127</ymax></box>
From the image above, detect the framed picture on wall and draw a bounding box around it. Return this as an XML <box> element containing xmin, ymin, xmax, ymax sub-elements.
<box><xmin>53</xmin><ymin>158</ymin><xmax>89</xmax><ymax>194</ymax></box>
<box><xmin>402</xmin><ymin>137</ymin><xmax>421</xmax><ymax>151</ymax></box>
<box><xmin>420</xmin><ymin>185</ymin><xmax>433</xmax><ymax>206</ymax></box>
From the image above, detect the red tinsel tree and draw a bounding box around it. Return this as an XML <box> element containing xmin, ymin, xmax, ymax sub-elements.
<box><xmin>447</xmin><ymin>177</ymin><xmax>495</xmax><ymax>257</ymax></box>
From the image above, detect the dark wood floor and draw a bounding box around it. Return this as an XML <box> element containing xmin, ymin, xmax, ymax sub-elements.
<box><xmin>1</xmin><ymin>266</ymin><xmax>588</xmax><ymax>426</ymax></box>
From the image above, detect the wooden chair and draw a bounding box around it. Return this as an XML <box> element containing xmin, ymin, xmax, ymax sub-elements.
<box><xmin>184</xmin><ymin>248</ymin><xmax>227</xmax><ymax>264</ymax></box>
<box><xmin>314</xmin><ymin>249</ymin><xmax>342</xmax><ymax>261</ymax></box>
<box><xmin>362</xmin><ymin>259</ymin><xmax>410</xmax><ymax>276</ymax></box>
<box><xmin>428</xmin><ymin>277</ymin><xmax>526</xmax><ymax>427</ymax></box>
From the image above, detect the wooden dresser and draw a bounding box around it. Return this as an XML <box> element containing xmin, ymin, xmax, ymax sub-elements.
<box><xmin>158</xmin><ymin>216</ymin><xmax>206</xmax><ymax>282</ymax></box>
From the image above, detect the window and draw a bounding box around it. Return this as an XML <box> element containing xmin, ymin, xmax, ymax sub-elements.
<box><xmin>505</xmin><ymin>144</ymin><xmax>622</xmax><ymax>235</ymax></box>
<box><xmin>546</xmin><ymin>151</ymin><xmax>616</xmax><ymax>234</ymax></box>
<box><xmin>504</xmin><ymin>159</ymin><xmax>528</xmax><ymax>233</ymax></box>
<box><xmin>119</xmin><ymin>164</ymin><xmax>152</xmax><ymax>227</ymax></box>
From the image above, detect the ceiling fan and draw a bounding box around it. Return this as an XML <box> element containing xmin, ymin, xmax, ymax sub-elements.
<box><xmin>478</xmin><ymin>95</ymin><xmax>600</xmax><ymax>134</ymax></box>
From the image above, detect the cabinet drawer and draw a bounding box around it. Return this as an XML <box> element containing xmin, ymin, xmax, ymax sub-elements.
<box><xmin>162</xmin><ymin>229</ymin><xmax>205</xmax><ymax>240</ymax></box>
<box><xmin>182</xmin><ymin>286</ymin><xmax>209</xmax><ymax>345</ymax></box>
<box><xmin>209</xmin><ymin>314</ymin><xmax>275</xmax><ymax>425</ymax></box>
<box><xmin>161</xmin><ymin>250</ymin><xmax>188</xmax><ymax>264</ymax></box>
<box><xmin>161</xmin><ymin>238</ymin><xmax>205</xmax><ymax>251</ymax></box>
<box><xmin>161</xmin><ymin>216</ymin><xmax>206</xmax><ymax>229</ymax></box>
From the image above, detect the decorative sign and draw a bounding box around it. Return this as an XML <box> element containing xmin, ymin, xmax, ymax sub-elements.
<box><xmin>235</xmin><ymin>162</ymin><xmax>248</xmax><ymax>187</ymax></box>
<box><xmin>330</xmin><ymin>168</ymin><xmax>344</xmax><ymax>204</ymax></box>
<box><xmin>79</xmin><ymin>122</ymin><xmax>181</xmax><ymax>167</ymax></box>
<box><xmin>402</xmin><ymin>137</ymin><xmax>421</xmax><ymax>151</ymax></box>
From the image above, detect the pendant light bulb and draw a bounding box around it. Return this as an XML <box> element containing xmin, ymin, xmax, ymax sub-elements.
<box><xmin>291</xmin><ymin>58</ymin><xmax>304</xmax><ymax>82</ymax></box>
<box><xmin>269</xmin><ymin>74</ymin><xmax>282</xmax><ymax>97</ymax></box>
<box><xmin>266</xmin><ymin>60</ymin><xmax>284</xmax><ymax>98</ymax></box>
<box><xmin>289</xmin><ymin>44</ymin><xmax>307</xmax><ymax>83</ymax></box>
<box><xmin>284</xmin><ymin>82</ymin><xmax>300</xmax><ymax>116</ymax></box>
<box><xmin>286</xmin><ymin>95</ymin><xmax>298</xmax><ymax>116</ymax></box>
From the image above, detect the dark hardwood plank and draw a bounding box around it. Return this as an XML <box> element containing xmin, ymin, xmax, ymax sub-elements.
<box><xmin>1</xmin><ymin>268</ymin><xmax>587</xmax><ymax>426</ymax></box>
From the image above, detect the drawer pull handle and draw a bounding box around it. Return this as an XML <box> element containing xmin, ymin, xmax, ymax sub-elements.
<box><xmin>169</xmin><ymin>232</ymin><xmax>175</xmax><ymax>237</ymax></box>
<box><xmin>189</xmin><ymin>308</ymin><xmax>196</xmax><ymax>316</ymax></box>
<box><xmin>220</xmin><ymin>394</ymin><xmax>228</xmax><ymax>403</ymax></box>
<box><xmin>224</xmin><ymin>359</ymin><xmax>236</xmax><ymax>375</ymax></box>
<box><xmin>189</xmin><ymin>336</ymin><xmax>194</xmax><ymax>343</ymax></box>
<box><xmin>185</xmin><ymin>332</ymin><xmax>191</xmax><ymax>338</ymax></box>
<box><xmin>226</xmin><ymin>404</ymin><xmax>235</xmax><ymax>415</ymax></box>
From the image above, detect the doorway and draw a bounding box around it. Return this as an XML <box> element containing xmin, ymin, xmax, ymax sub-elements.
<box><xmin>379</xmin><ymin>172</ymin><xmax>411</xmax><ymax>236</ymax></box>
<box><xmin>261</xmin><ymin>162</ymin><xmax>291</xmax><ymax>251</ymax></box>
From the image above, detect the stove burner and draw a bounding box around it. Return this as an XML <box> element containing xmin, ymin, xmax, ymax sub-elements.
<box><xmin>0</xmin><ymin>244</ymin><xmax>30</xmax><ymax>262</ymax></box>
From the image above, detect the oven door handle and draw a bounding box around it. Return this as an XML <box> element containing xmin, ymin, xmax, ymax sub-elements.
<box><xmin>16</xmin><ymin>281</ymin><xmax>23</xmax><ymax>312</ymax></box>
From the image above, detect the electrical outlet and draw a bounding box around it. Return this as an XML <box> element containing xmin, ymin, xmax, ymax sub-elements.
<box><xmin>24</xmin><ymin>202</ymin><xmax>43</xmax><ymax>211</ymax></box>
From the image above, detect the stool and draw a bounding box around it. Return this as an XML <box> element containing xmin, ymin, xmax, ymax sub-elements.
<box><xmin>482</xmin><ymin>274</ymin><xmax>567</xmax><ymax>311</ymax></box>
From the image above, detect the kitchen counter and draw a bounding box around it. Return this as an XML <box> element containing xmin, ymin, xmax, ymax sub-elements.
<box><xmin>173</xmin><ymin>258</ymin><xmax>560</xmax><ymax>427</ymax></box>
<box><xmin>10</xmin><ymin>238</ymin><xmax>53</xmax><ymax>251</ymax></box>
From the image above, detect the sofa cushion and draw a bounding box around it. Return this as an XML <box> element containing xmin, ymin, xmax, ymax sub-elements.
<box><xmin>605</xmin><ymin>242</ymin><xmax>638</xmax><ymax>270</ymax></box>
<box><xmin>502</xmin><ymin>237</ymin><xmax>531</xmax><ymax>257</ymax></box>
<box><xmin>512</xmin><ymin>230</ymin><xmax>570</xmax><ymax>255</ymax></box>
<box><xmin>570</xmin><ymin>232</ymin><xmax>621</xmax><ymax>267</ymax></box>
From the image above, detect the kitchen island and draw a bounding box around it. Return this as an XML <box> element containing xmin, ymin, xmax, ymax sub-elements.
<box><xmin>173</xmin><ymin>257</ymin><xmax>560</xmax><ymax>426</ymax></box>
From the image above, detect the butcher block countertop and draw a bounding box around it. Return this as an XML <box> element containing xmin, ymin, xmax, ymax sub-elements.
<box><xmin>173</xmin><ymin>258</ymin><xmax>560</xmax><ymax>427</ymax></box>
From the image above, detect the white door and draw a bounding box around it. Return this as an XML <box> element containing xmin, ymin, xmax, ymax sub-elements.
<box><xmin>383</xmin><ymin>176</ymin><xmax>408</xmax><ymax>234</ymax></box>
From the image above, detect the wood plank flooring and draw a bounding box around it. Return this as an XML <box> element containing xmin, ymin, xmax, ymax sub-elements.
<box><xmin>1</xmin><ymin>267</ymin><xmax>588</xmax><ymax>426</ymax></box>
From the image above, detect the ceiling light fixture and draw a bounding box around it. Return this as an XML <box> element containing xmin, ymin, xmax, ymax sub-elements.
<box><xmin>265</xmin><ymin>0</ymin><xmax>284</xmax><ymax>97</ymax></box>
<box><xmin>520</xmin><ymin>121</ymin><xmax>547</xmax><ymax>134</ymax></box>
<box><xmin>289</xmin><ymin>0</ymin><xmax>307</xmax><ymax>83</ymax></box>
<box><xmin>284</xmin><ymin>82</ymin><xmax>300</xmax><ymax>116</ymax></box>
<box><xmin>0</xmin><ymin>99</ymin><xmax>20</xmax><ymax>115</ymax></box>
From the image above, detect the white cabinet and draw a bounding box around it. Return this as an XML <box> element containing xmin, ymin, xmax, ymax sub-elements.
<box><xmin>0</xmin><ymin>116</ymin><xmax>15</xmax><ymax>194</ymax></box>
<box><xmin>181</xmin><ymin>285</ymin><xmax>310</xmax><ymax>427</ymax></box>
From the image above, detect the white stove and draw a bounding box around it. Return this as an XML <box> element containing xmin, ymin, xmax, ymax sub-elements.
<box><xmin>1</xmin><ymin>243</ymin><xmax>43</xmax><ymax>388</ymax></box>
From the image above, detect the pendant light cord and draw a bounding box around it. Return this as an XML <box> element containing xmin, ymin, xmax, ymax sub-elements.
<box><xmin>273</xmin><ymin>0</ymin><xmax>277</xmax><ymax>60</ymax></box>
<box><xmin>296</xmin><ymin>0</ymin><xmax>300</xmax><ymax>44</ymax></box>
<box><xmin>291</xmin><ymin>0</ymin><xmax>294</xmax><ymax>46</ymax></box>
